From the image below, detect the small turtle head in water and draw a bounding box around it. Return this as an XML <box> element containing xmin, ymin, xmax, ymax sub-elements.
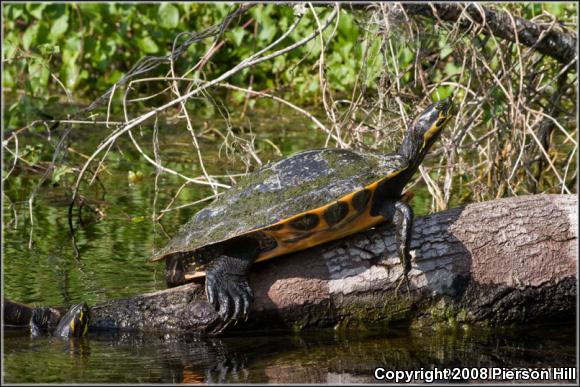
<box><xmin>53</xmin><ymin>302</ymin><xmax>91</xmax><ymax>337</ymax></box>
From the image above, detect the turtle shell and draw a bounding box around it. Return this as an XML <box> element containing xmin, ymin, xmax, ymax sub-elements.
<box><xmin>151</xmin><ymin>148</ymin><xmax>406</xmax><ymax>265</ymax></box>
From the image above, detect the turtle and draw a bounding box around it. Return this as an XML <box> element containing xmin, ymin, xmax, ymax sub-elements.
<box><xmin>150</xmin><ymin>98</ymin><xmax>454</xmax><ymax>328</ymax></box>
<box><xmin>30</xmin><ymin>302</ymin><xmax>90</xmax><ymax>338</ymax></box>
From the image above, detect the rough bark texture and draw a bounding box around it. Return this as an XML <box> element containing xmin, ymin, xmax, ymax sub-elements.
<box><xmin>400</xmin><ymin>3</ymin><xmax>577</xmax><ymax>65</ymax></box>
<box><xmin>94</xmin><ymin>194</ymin><xmax>577</xmax><ymax>333</ymax></box>
<box><xmin>5</xmin><ymin>195</ymin><xmax>577</xmax><ymax>334</ymax></box>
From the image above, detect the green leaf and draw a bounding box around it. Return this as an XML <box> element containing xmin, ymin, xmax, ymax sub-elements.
<box><xmin>3</xmin><ymin>69</ymin><xmax>14</xmax><ymax>88</ymax></box>
<box><xmin>136</xmin><ymin>36</ymin><xmax>159</xmax><ymax>54</ymax></box>
<box><xmin>159</xmin><ymin>3</ymin><xmax>180</xmax><ymax>29</ymax></box>
<box><xmin>8</xmin><ymin>6</ymin><xmax>24</xmax><ymax>20</ymax></box>
<box><xmin>2</xmin><ymin>40</ymin><xmax>17</xmax><ymax>61</ymax></box>
<box><xmin>22</xmin><ymin>23</ymin><xmax>39</xmax><ymax>51</ymax></box>
<box><xmin>28</xmin><ymin>61</ymin><xmax>50</xmax><ymax>94</ymax></box>
<box><xmin>104</xmin><ymin>39</ymin><xmax>117</xmax><ymax>56</ymax></box>
<box><xmin>231</xmin><ymin>90</ymin><xmax>246</xmax><ymax>104</ymax></box>
<box><xmin>52</xmin><ymin>165</ymin><xmax>73</xmax><ymax>183</ymax></box>
<box><xmin>444</xmin><ymin>62</ymin><xmax>462</xmax><ymax>77</ymax></box>
<box><xmin>440</xmin><ymin>47</ymin><xmax>453</xmax><ymax>60</ymax></box>
<box><xmin>231</xmin><ymin>27</ymin><xmax>246</xmax><ymax>46</ymax></box>
<box><xmin>272</xmin><ymin>56</ymin><xmax>286</xmax><ymax>73</ymax></box>
<box><xmin>258</xmin><ymin>24</ymin><xmax>277</xmax><ymax>42</ymax></box>
<box><xmin>308</xmin><ymin>79</ymin><xmax>319</xmax><ymax>92</ymax></box>
<box><xmin>432</xmin><ymin>86</ymin><xmax>453</xmax><ymax>100</ymax></box>
<box><xmin>108</xmin><ymin>69</ymin><xmax>124</xmax><ymax>84</ymax></box>
<box><xmin>62</xmin><ymin>38</ymin><xmax>79</xmax><ymax>63</ymax></box>
<box><xmin>337</xmin><ymin>42</ymin><xmax>353</xmax><ymax>60</ymax></box>
<box><xmin>38</xmin><ymin>44</ymin><xmax>60</xmax><ymax>55</ymax></box>
<box><xmin>49</xmin><ymin>14</ymin><xmax>69</xmax><ymax>40</ymax></box>
<box><xmin>27</xmin><ymin>3</ymin><xmax>46</xmax><ymax>19</ymax></box>
<box><xmin>64</xmin><ymin>61</ymin><xmax>79</xmax><ymax>89</ymax></box>
<box><xmin>131</xmin><ymin>216</ymin><xmax>145</xmax><ymax>223</ymax></box>
<box><xmin>544</xmin><ymin>3</ymin><xmax>564</xmax><ymax>17</ymax></box>
<box><xmin>399</xmin><ymin>47</ymin><xmax>414</xmax><ymax>65</ymax></box>
<box><xmin>338</xmin><ymin>12</ymin><xmax>357</xmax><ymax>41</ymax></box>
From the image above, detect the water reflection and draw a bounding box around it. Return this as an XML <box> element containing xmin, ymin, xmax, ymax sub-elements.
<box><xmin>4</xmin><ymin>323</ymin><xmax>575</xmax><ymax>384</ymax></box>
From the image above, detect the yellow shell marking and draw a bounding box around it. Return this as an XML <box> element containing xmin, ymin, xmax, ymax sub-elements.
<box><xmin>185</xmin><ymin>168</ymin><xmax>405</xmax><ymax>280</ymax></box>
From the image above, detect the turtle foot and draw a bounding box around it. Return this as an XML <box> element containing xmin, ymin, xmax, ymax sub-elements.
<box><xmin>205</xmin><ymin>255</ymin><xmax>254</xmax><ymax>331</ymax></box>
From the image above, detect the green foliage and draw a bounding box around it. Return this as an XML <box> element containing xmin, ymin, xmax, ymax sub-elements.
<box><xmin>3</xmin><ymin>4</ymin><xmax>370</xmax><ymax>119</ymax></box>
<box><xmin>5</xmin><ymin>2</ymin><xmax>575</xmax><ymax>128</ymax></box>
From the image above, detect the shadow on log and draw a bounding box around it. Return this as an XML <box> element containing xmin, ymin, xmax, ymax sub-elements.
<box><xmin>4</xmin><ymin>194</ymin><xmax>577</xmax><ymax>334</ymax></box>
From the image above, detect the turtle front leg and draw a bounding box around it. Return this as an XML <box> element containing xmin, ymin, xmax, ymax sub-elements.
<box><xmin>393</xmin><ymin>200</ymin><xmax>413</xmax><ymax>279</ymax></box>
<box><xmin>165</xmin><ymin>254</ymin><xmax>189</xmax><ymax>288</ymax></box>
<box><xmin>375</xmin><ymin>199</ymin><xmax>414</xmax><ymax>292</ymax></box>
<box><xmin>206</xmin><ymin>255</ymin><xmax>254</xmax><ymax>326</ymax></box>
<box><xmin>205</xmin><ymin>239</ymin><xmax>258</xmax><ymax>331</ymax></box>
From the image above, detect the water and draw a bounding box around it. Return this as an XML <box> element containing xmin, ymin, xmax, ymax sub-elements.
<box><xmin>3</xmin><ymin>324</ymin><xmax>576</xmax><ymax>384</ymax></box>
<box><xmin>3</xmin><ymin>107</ymin><xmax>332</xmax><ymax>306</ymax></box>
<box><xmin>3</xmin><ymin>106</ymin><xmax>576</xmax><ymax>383</ymax></box>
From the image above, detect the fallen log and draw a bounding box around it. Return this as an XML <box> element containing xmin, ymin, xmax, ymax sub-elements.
<box><xmin>5</xmin><ymin>194</ymin><xmax>577</xmax><ymax>334</ymax></box>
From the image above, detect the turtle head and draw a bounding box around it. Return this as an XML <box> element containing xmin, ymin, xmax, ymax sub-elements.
<box><xmin>54</xmin><ymin>302</ymin><xmax>91</xmax><ymax>337</ymax></box>
<box><xmin>411</xmin><ymin>97</ymin><xmax>453</xmax><ymax>145</ymax></box>
<box><xmin>400</xmin><ymin>98</ymin><xmax>453</xmax><ymax>160</ymax></box>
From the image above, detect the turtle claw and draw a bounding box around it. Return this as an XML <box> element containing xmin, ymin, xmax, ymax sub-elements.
<box><xmin>209</xmin><ymin>318</ymin><xmax>234</xmax><ymax>336</ymax></box>
<box><xmin>205</xmin><ymin>261</ymin><xmax>254</xmax><ymax>333</ymax></box>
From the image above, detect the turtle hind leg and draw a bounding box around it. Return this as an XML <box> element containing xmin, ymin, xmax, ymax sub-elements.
<box><xmin>165</xmin><ymin>253</ymin><xmax>193</xmax><ymax>288</ymax></box>
<box><xmin>393</xmin><ymin>200</ymin><xmax>413</xmax><ymax>274</ymax></box>
<box><xmin>205</xmin><ymin>238</ymin><xmax>258</xmax><ymax>331</ymax></box>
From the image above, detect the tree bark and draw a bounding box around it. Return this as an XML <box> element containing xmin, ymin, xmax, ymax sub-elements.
<box><xmin>5</xmin><ymin>194</ymin><xmax>577</xmax><ymax>334</ymax></box>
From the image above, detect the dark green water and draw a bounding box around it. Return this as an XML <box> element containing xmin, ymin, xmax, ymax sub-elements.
<box><xmin>3</xmin><ymin>107</ymin><xmax>576</xmax><ymax>384</ymax></box>
<box><xmin>3</xmin><ymin>324</ymin><xmax>577</xmax><ymax>383</ymax></box>
<box><xmin>4</xmin><ymin>107</ymin><xmax>335</xmax><ymax>306</ymax></box>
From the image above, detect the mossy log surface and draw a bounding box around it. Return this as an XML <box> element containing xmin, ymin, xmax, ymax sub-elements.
<box><xmin>5</xmin><ymin>194</ymin><xmax>577</xmax><ymax>334</ymax></box>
